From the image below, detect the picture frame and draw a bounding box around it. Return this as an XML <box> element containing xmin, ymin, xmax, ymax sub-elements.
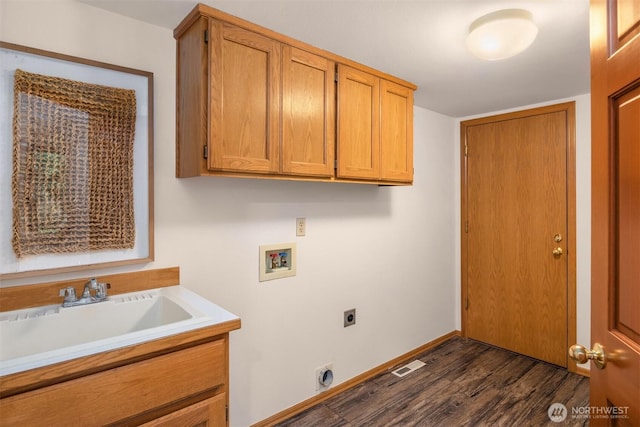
<box><xmin>259</xmin><ymin>243</ymin><xmax>297</xmax><ymax>282</ymax></box>
<box><xmin>0</xmin><ymin>42</ymin><xmax>154</xmax><ymax>279</ymax></box>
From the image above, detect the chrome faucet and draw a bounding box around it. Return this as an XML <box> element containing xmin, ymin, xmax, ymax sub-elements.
<box><xmin>59</xmin><ymin>278</ymin><xmax>111</xmax><ymax>307</ymax></box>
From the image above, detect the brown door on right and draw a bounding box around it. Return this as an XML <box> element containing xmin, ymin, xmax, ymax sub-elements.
<box><xmin>572</xmin><ymin>0</ymin><xmax>640</xmax><ymax>424</ymax></box>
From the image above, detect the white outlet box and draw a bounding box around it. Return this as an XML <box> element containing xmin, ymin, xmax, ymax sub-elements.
<box><xmin>296</xmin><ymin>218</ymin><xmax>306</xmax><ymax>236</ymax></box>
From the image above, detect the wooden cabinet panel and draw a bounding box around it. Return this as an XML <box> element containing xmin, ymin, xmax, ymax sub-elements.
<box><xmin>380</xmin><ymin>79</ymin><xmax>413</xmax><ymax>182</ymax></box>
<box><xmin>176</xmin><ymin>16</ymin><xmax>208</xmax><ymax>178</ymax></box>
<box><xmin>209</xmin><ymin>20</ymin><xmax>281</xmax><ymax>173</ymax></box>
<box><xmin>282</xmin><ymin>46</ymin><xmax>335</xmax><ymax>177</ymax></box>
<box><xmin>337</xmin><ymin>64</ymin><xmax>380</xmax><ymax>180</ymax></box>
<box><xmin>142</xmin><ymin>394</ymin><xmax>226</xmax><ymax>427</ymax></box>
<box><xmin>0</xmin><ymin>340</ymin><xmax>226</xmax><ymax>426</ymax></box>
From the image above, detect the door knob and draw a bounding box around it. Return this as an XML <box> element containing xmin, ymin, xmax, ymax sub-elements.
<box><xmin>552</xmin><ymin>247</ymin><xmax>563</xmax><ymax>256</ymax></box>
<box><xmin>569</xmin><ymin>343</ymin><xmax>606</xmax><ymax>369</ymax></box>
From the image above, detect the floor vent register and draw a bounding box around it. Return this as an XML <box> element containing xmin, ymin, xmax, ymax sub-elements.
<box><xmin>391</xmin><ymin>360</ymin><xmax>426</xmax><ymax>378</ymax></box>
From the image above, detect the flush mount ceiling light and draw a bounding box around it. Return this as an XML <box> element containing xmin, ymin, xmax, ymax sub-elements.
<box><xmin>466</xmin><ymin>9</ymin><xmax>538</xmax><ymax>60</ymax></box>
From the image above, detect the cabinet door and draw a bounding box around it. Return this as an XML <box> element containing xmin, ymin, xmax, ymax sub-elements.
<box><xmin>380</xmin><ymin>79</ymin><xmax>413</xmax><ymax>182</ymax></box>
<box><xmin>209</xmin><ymin>20</ymin><xmax>281</xmax><ymax>173</ymax></box>
<box><xmin>282</xmin><ymin>46</ymin><xmax>335</xmax><ymax>177</ymax></box>
<box><xmin>337</xmin><ymin>64</ymin><xmax>380</xmax><ymax>180</ymax></box>
<box><xmin>0</xmin><ymin>340</ymin><xmax>226</xmax><ymax>426</ymax></box>
<box><xmin>141</xmin><ymin>394</ymin><xmax>226</xmax><ymax>427</ymax></box>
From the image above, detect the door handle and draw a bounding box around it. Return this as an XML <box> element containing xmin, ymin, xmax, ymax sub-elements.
<box><xmin>552</xmin><ymin>247</ymin><xmax>563</xmax><ymax>256</ymax></box>
<box><xmin>569</xmin><ymin>343</ymin><xmax>606</xmax><ymax>369</ymax></box>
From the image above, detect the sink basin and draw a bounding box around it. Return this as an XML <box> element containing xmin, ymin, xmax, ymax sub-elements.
<box><xmin>0</xmin><ymin>286</ymin><xmax>239</xmax><ymax>376</ymax></box>
<box><xmin>1</xmin><ymin>295</ymin><xmax>191</xmax><ymax>361</ymax></box>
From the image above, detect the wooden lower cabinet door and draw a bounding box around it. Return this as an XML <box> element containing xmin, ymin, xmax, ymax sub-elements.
<box><xmin>0</xmin><ymin>341</ymin><xmax>226</xmax><ymax>426</ymax></box>
<box><xmin>142</xmin><ymin>394</ymin><xmax>226</xmax><ymax>427</ymax></box>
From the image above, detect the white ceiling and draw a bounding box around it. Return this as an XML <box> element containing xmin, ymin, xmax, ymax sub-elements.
<box><xmin>80</xmin><ymin>0</ymin><xmax>591</xmax><ymax>118</ymax></box>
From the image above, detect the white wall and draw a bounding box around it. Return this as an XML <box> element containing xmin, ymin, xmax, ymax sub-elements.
<box><xmin>453</xmin><ymin>94</ymin><xmax>592</xmax><ymax>357</ymax></box>
<box><xmin>0</xmin><ymin>2</ymin><xmax>458</xmax><ymax>425</ymax></box>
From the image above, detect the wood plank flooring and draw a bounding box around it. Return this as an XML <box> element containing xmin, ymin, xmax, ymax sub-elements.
<box><xmin>275</xmin><ymin>336</ymin><xmax>589</xmax><ymax>426</ymax></box>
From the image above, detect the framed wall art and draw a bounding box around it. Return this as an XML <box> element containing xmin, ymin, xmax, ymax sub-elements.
<box><xmin>0</xmin><ymin>42</ymin><xmax>154</xmax><ymax>279</ymax></box>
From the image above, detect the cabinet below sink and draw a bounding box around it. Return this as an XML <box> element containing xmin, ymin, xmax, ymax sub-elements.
<box><xmin>0</xmin><ymin>267</ymin><xmax>240</xmax><ymax>427</ymax></box>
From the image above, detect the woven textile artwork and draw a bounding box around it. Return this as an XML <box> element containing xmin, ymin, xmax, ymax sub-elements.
<box><xmin>11</xmin><ymin>69</ymin><xmax>137</xmax><ymax>257</ymax></box>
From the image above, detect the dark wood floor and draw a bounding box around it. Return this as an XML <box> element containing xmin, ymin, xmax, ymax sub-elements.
<box><xmin>276</xmin><ymin>336</ymin><xmax>589</xmax><ymax>427</ymax></box>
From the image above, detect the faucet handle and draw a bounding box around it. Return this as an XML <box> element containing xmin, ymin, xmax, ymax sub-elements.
<box><xmin>96</xmin><ymin>282</ymin><xmax>111</xmax><ymax>299</ymax></box>
<box><xmin>59</xmin><ymin>286</ymin><xmax>77</xmax><ymax>301</ymax></box>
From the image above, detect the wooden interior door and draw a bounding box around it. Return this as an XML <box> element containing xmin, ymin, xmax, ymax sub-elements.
<box><xmin>282</xmin><ymin>46</ymin><xmax>335</xmax><ymax>177</ymax></box>
<box><xmin>209</xmin><ymin>20</ymin><xmax>280</xmax><ymax>173</ymax></box>
<box><xmin>585</xmin><ymin>0</ymin><xmax>640</xmax><ymax>423</ymax></box>
<box><xmin>462</xmin><ymin>103</ymin><xmax>576</xmax><ymax>367</ymax></box>
<box><xmin>337</xmin><ymin>64</ymin><xmax>380</xmax><ymax>180</ymax></box>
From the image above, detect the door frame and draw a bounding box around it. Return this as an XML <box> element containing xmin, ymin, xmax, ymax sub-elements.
<box><xmin>460</xmin><ymin>102</ymin><xmax>579</xmax><ymax>373</ymax></box>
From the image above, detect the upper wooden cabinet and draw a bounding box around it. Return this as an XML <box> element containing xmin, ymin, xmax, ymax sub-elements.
<box><xmin>337</xmin><ymin>65</ymin><xmax>380</xmax><ymax>180</ymax></box>
<box><xmin>282</xmin><ymin>46</ymin><xmax>335</xmax><ymax>177</ymax></box>
<box><xmin>174</xmin><ymin>4</ymin><xmax>416</xmax><ymax>185</ymax></box>
<box><xmin>337</xmin><ymin>65</ymin><xmax>414</xmax><ymax>183</ymax></box>
<box><xmin>209</xmin><ymin>20</ymin><xmax>281</xmax><ymax>174</ymax></box>
<box><xmin>380</xmin><ymin>79</ymin><xmax>414</xmax><ymax>182</ymax></box>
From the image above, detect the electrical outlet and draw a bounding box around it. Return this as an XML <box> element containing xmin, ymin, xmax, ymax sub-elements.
<box><xmin>296</xmin><ymin>217</ymin><xmax>306</xmax><ymax>236</ymax></box>
<box><xmin>315</xmin><ymin>364</ymin><xmax>333</xmax><ymax>391</ymax></box>
<box><xmin>344</xmin><ymin>308</ymin><xmax>356</xmax><ymax>327</ymax></box>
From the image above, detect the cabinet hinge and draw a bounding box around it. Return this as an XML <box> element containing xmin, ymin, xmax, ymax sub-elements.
<box><xmin>334</xmin><ymin>159</ymin><xmax>338</xmax><ymax>169</ymax></box>
<box><xmin>464</xmin><ymin>143</ymin><xmax>468</xmax><ymax>157</ymax></box>
<box><xmin>204</xmin><ymin>29</ymin><xmax>208</xmax><ymax>44</ymax></box>
<box><xmin>203</xmin><ymin>145</ymin><xmax>208</xmax><ymax>159</ymax></box>
<box><xmin>465</xmin><ymin>220</ymin><xmax>469</xmax><ymax>233</ymax></box>
<box><xmin>226</xmin><ymin>405</ymin><xmax>229</xmax><ymax>421</ymax></box>
<box><xmin>335</xmin><ymin>72</ymin><xmax>338</xmax><ymax>82</ymax></box>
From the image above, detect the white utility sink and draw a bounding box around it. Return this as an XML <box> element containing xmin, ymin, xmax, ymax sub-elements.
<box><xmin>0</xmin><ymin>285</ymin><xmax>239</xmax><ymax>376</ymax></box>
